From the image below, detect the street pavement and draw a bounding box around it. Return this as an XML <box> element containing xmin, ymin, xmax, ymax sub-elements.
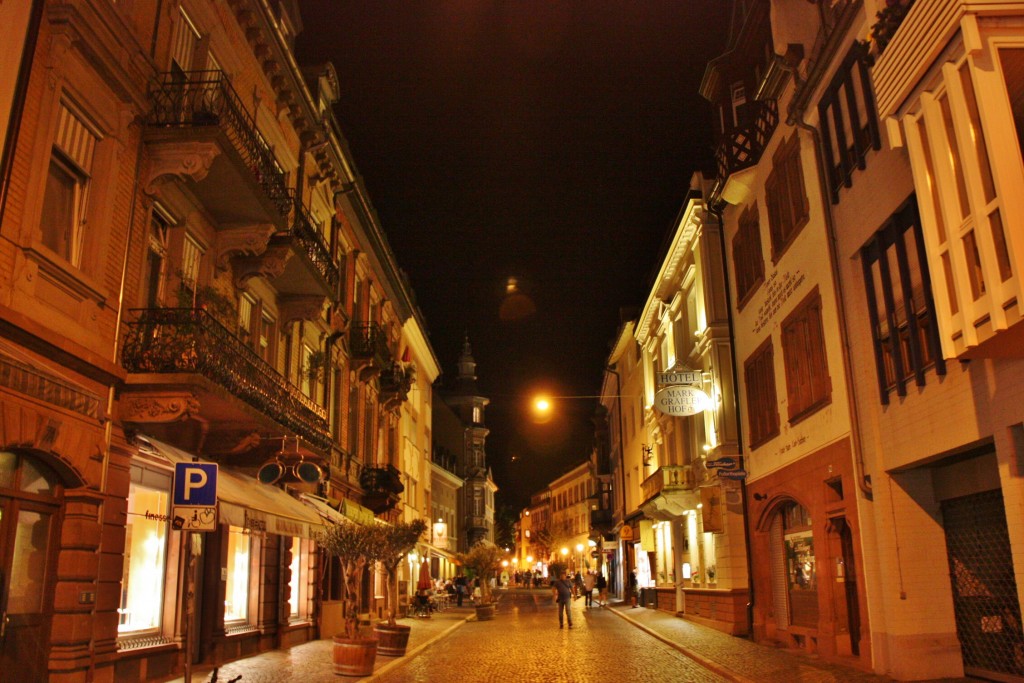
<box><xmin>165</xmin><ymin>588</ymin><xmax>979</xmax><ymax>683</ymax></box>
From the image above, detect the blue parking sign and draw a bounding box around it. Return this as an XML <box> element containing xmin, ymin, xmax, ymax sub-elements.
<box><xmin>173</xmin><ymin>462</ymin><xmax>218</xmax><ymax>507</ymax></box>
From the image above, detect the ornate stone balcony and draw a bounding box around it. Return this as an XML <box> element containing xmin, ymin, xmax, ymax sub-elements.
<box><xmin>143</xmin><ymin>70</ymin><xmax>293</xmax><ymax>228</ymax></box>
<box><xmin>349</xmin><ymin>322</ymin><xmax>392</xmax><ymax>382</ymax></box>
<box><xmin>120</xmin><ymin>308</ymin><xmax>330</xmax><ymax>454</ymax></box>
<box><xmin>640</xmin><ymin>465</ymin><xmax>699</xmax><ymax>520</ymax></box>
<box><xmin>379</xmin><ymin>361</ymin><xmax>415</xmax><ymax>410</ymax></box>
<box><xmin>359</xmin><ymin>465</ymin><xmax>404</xmax><ymax>513</ymax></box>
<box><xmin>264</xmin><ymin>205</ymin><xmax>340</xmax><ymax>298</ymax></box>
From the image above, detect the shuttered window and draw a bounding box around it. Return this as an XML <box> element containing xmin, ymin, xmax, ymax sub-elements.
<box><xmin>780</xmin><ymin>288</ymin><xmax>831</xmax><ymax>422</ymax></box>
<box><xmin>744</xmin><ymin>338</ymin><xmax>779</xmax><ymax>448</ymax></box>
<box><xmin>170</xmin><ymin>8</ymin><xmax>200</xmax><ymax>73</ymax></box>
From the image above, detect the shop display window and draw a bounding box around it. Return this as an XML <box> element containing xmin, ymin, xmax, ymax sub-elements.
<box><xmin>118</xmin><ymin>484</ymin><xmax>169</xmax><ymax>633</ymax></box>
<box><xmin>225</xmin><ymin>526</ymin><xmax>251</xmax><ymax>623</ymax></box>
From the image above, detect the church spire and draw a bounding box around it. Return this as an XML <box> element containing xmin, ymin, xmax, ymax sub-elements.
<box><xmin>457</xmin><ymin>332</ymin><xmax>477</xmax><ymax>381</ymax></box>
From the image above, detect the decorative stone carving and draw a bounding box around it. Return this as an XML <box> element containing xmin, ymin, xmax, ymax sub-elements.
<box><xmin>215</xmin><ymin>224</ymin><xmax>275</xmax><ymax>271</ymax></box>
<box><xmin>278</xmin><ymin>295</ymin><xmax>327</xmax><ymax>325</ymax></box>
<box><xmin>143</xmin><ymin>141</ymin><xmax>220</xmax><ymax>195</ymax></box>
<box><xmin>121</xmin><ymin>393</ymin><xmax>201</xmax><ymax>423</ymax></box>
<box><xmin>231</xmin><ymin>242</ymin><xmax>291</xmax><ymax>288</ymax></box>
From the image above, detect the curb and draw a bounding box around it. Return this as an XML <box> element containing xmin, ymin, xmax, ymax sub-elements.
<box><xmin>607</xmin><ymin>607</ymin><xmax>758</xmax><ymax>683</ymax></box>
<box><xmin>362</xmin><ymin>613</ymin><xmax>474</xmax><ymax>681</ymax></box>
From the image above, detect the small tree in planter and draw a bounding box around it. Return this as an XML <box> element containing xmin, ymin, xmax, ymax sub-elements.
<box><xmin>318</xmin><ymin>521</ymin><xmax>378</xmax><ymax>676</ymax></box>
<box><xmin>457</xmin><ymin>541</ymin><xmax>504</xmax><ymax>620</ymax></box>
<box><xmin>370</xmin><ymin>519</ymin><xmax>427</xmax><ymax>656</ymax></box>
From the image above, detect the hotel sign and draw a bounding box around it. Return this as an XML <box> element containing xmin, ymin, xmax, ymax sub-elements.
<box><xmin>654</xmin><ymin>365</ymin><xmax>709</xmax><ymax>417</ymax></box>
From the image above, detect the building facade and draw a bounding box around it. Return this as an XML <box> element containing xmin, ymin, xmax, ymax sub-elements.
<box><xmin>0</xmin><ymin>1</ymin><xmax>435</xmax><ymax>679</ymax></box>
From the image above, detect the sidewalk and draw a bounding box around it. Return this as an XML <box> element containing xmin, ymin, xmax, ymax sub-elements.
<box><xmin>606</xmin><ymin>601</ymin><xmax>974</xmax><ymax>683</ymax></box>
<box><xmin>165</xmin><ymin>604</ymin><xmax>477</xmax><ymax>683</ymax></box>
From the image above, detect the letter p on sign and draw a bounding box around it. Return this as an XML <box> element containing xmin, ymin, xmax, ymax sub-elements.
<box><xmin>173</xmin><ymin>462</ymin><xmax>218</xmax><ymax>507</ymax></box>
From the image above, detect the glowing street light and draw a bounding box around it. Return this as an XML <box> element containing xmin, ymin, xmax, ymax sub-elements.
<box><xmin>533</xmin><ymin>396</ymin><xmax>552</xmax><ymax>414</ymax></box>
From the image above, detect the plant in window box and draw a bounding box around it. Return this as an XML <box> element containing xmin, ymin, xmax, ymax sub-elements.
<box><xmin>456</xmin><ymin>541</ymin><xmax>504</xmax><ymax>621</ymax></box>
<box><xmin>318</xmin><ymin>521</ymin><xmax>379</xmax><ymax>677</ymax></box>
<box><xmin>869</xmin><ymin>0</ymin><xmax>915</xmax><ymax>56</ymax></box>
<box><xmin>304</xmin><ymin>349</ymin><xmax>327</xmax><ymax>384</ymax></box>
<box><xmin>368</xmin><ymin>519</ymin><xmax>427</xmax><ymax>657</ymax></box>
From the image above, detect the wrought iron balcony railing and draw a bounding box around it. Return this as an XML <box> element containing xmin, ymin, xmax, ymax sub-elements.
<box><xmin>714</xmin><ymin>99</ymin><xmax>779</xmax><ymax>188</ymax></box>
<box><xmin>359</xmin><ymin>464</ymin><xmax>404</xmax><ymax>513</ymax></box>
<box><xmin>350</xmin><ymin>322</ymin><xmax>392</xmax><ymax>366</ymax></box>
<box><xmin>122</xmin><ymin>308</ymin><xmax>330</xmax><ymax>452</ymax></box>
<box><xmin>289</xmin><ymin>205</ymin><xmax>340</xmax><ymax>293</ymax></box>
<box><xmin>147</xmin><ymin>70</ymin><xmax>293</xmax><ymax>216</ymax></box>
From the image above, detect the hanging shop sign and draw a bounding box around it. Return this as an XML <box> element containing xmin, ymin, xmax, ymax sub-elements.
<box><xmin>657</xmin><ymin>369</ymin><xmax>702</xmax><ymax>386</ymax></box>
<box><xmin>654</xmin><ymin>385</ymin><xmax>710</xmax><ymax>417</ymax></box>
<box><xmin>706</xmin><ymin>456</ymin><xmax>740</xmax><ymax>470</ymax></box>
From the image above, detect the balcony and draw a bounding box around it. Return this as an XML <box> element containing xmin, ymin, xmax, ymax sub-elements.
<box><xmin>379</xmin><ymin>361</ymin><xmax>415</xmax><ymax>410</ymax></box>
<box><xmin>640</xmin><ymin>465</ymin><xmax>699</xmax><ymax>520</ymax></box>
<box><xmin>144</xmin><ymin>70</ymin><xmax>293</xmax><ymax>228</ymax></box>
<box><xmin>350</xmin><ymin>323</ymin><xmax>392</xmax><ymax>382</ymax></box>
<box><xmin>264</xmin><ymin>205</ymin><xmax>340</xmax><ymax>298</ymax></box>
<box><xmin>713</xmin><ymin>99</ymin><xmax>778</xmax><ymax>205</ymax></box>
<box><xmin>590</xmin><ymin>508</ymin><xmax>614</xmax><ymax>533</ymax></box>
<box><xmin>467</xmin><ymin>515</ymin><xmax>488</xmax><ymax>530</ymax></box>
<box><xmin>359</xmin><ymin>465</ymin><xmax>404</xmax><ymax>513</ymax></box>
<box><xmin>120</xmin><ymin>308</ymin><xmax>330</xmax><ymax>454</ymax></box>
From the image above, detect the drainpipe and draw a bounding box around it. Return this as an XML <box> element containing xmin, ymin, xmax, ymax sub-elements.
<box><xmin>707</xmin><ymin>200</ymin><xmax>756</xmax><ymax>637</ymax></box>
<box><xmin>603</xmin><ymin>365</ymin><xmax>629</xmax><ymax>600</ymax></box>
<box><xmin>779</xmin><ymin>58</ymin><xmax>872</xmax><ymax>500</ymax></box>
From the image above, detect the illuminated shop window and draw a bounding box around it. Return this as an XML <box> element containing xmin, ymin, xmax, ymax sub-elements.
<box><xmin>118</xmin><ymin>484</ymin><xmax>169</xmax><ymax>633</ymax></box>
<box><xmin>288</xmin><ymin>537</ymin><xmax>302</xmax><ymax>619</ymax></box>
<box><xmin>225</xmin><ymin>526</ymin><xmax>251</xmax><ymax>623</ymax></box>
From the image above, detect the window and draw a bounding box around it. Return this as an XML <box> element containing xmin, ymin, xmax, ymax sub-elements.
<box><xmin>170</xmin><ymin>7</ymin><xmax>200</xmax><ymax>73</ymax></box>
<box><xmin>144</xmin><ymin>208</ymin><xmax>171</xmax><ymax>307</ymax></box>
<box><xmin>224</xmin><ymin>526</ymin><xmax>251</xmax><ymax>623</ymax></box>
<box><xmin>764</xmin><ymin>133</ymin><xmax>809</xmax><ymax>261</ymax></box>
<box><xmin>238</xmin><ymin>294</ymin><xmax>255</xmax><ymax>343</ymax></box>
<box><xmin>781</xmin><ymin>288</ymin><xmax>831</xmax><ymax>422</ymax></box>
<box><xmin>259</xmin><ymin>312</ymin><xmax>276</xmax><ymax>364</ymax></box>
<box><xmin>744</xmin><ymin>338</ymin><xmax>779</xmax><ymax>448</ymax></box>
<box><xmin>180</xmin><ymin>233</ymin><xmax>203</xmax><ymax>291</ymax></box>
<box><xmin>287</xmin><ymin>537</ymin><xmax>307</xmax><ymax>620</ymax></box>
<box><xmin>733</xmin><ymin>203</ymin><xmax>765</xmax><ymax>307</ymax></box>
<box><xmin>40</xmin><ymin>104</ymin><xmax>97</xmax><ymax>267</ymax></box>
<box><xmin>118</xmin><ymin>484</ymin><xmax>169</xmax><ymax>634</ymax></box>
<box><xmin>861</xmin><ymin>197</ymin><xmax>946</xmax><ymax>404</ymax></box>
<box><xmin>818</xmin><ymin>43</ymin><xmax>881</xmax><ymax>203</ymax></box>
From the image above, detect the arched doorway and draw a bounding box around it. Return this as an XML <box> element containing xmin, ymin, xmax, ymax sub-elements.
<box><xmin>0</xmin><ymin>451</ymin><xmax>66</xmax><ymax>681</ymax></box>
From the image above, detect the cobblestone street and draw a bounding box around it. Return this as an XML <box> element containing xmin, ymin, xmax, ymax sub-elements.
<box><xmin>372</xmin><ymin>590</ymin><xmax>724</xmax><ymax>683</ymax></box>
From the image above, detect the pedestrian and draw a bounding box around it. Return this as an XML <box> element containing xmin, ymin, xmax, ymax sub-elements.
<box><xmin>572</xmin><ymin>570</ymin><xmax>585</xmax><ymax>600</ymax></box>
<box><xmin>596</xmin><ymin>572</ymin><xmax>608</xmax><ymax>606</ymax></box>
<box><xmin>551</xmin><ymin>570</ymin><xmax>574</xmax><ymax>629</ymax></box>
<box><xmin>455</xmin><ymin>573</ymin><xmax>468</xmax><ymax>607</ymax></box>
<box><xmin>628</xmin><ymin>569</ymin><xmax>638</xmax><ymax>608</ymax></box>
<box><xmin>583</xmin><ymin>571</ymin><xmax>596</xmax><ymax>607</ymax></box>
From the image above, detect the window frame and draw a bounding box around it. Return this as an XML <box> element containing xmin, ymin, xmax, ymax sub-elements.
<box><xmin>733</xmin><ymin>202</ymin><xmax>765</xmax><ymax>309</ymax></box>
<box><xmin>780</xmin><ymin>287</ymin><xmax>832</xmax><ymax>423</ymax></box>
<box><xmin>764</xmin><ymin>132</ymin><xmax>809</xmax><ymax>263</ymax></box>
<box><xmin>743</xmin><ymin>337</ymin><xmax>780</xmax><ymax>449</ymax></box>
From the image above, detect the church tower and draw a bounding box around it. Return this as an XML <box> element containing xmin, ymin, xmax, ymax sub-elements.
<box><xmin>444</xmin><ymin>335</ymin><xmax>497</xmax><ymax>549</ymax></box>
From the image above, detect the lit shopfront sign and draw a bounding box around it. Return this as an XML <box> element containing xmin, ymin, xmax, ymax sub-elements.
<box><xmin>654</xmin><ymin>385</ymin><xmax>709</xmax><ymax>416</ymax></box>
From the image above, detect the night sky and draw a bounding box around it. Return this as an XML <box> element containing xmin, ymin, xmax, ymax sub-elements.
<box><xmin>296</xmin><ymin>0</ymin><xmax>727</xmax><ymax>510</ymax></box>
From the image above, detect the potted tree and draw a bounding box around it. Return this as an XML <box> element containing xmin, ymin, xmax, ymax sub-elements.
<box><xmin>318</xmin><ymin>521</ymin><xmax>378</xmax><ymax>677</ymax></box>
<box><xmin>457</xmin><ymin>541</ymin><xmax>504</xmax><ymax>621</ymax></box>
<box><xmin>370</xmin><ymin>519</ymin><xmax>427</xmax><ymax>656</ymax></box>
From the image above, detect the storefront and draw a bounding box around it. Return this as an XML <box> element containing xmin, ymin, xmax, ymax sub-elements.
<box><xmin>116</xmin><ymin>437</ymin><xmax>324</xmax><ymax>676</ymax></box>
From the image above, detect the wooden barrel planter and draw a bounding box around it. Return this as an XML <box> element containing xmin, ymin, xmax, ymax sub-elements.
<box><xmin>332</xmin><ymin>636</ymin><xmax>378</xmax><ymax>677</ymax></box>
<box><xmin>475</xmin><ymin>603</ymin><xmax>496</xmax><ymax>621</ymax></box>
<box><xmin>373</xmin><ymin>623</ymin><xmax>412</xmax><ymax>657</ymax></box>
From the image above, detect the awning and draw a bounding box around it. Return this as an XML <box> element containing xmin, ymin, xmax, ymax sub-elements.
<box><xmin>137</xmin><ymin>436</ymin><xmax>324</xmax><ymax>539</ymax></box>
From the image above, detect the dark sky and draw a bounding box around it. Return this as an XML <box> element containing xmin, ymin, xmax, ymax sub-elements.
<box><xmin>296</xmin><ymin>0</ymin><xmax>727</xmax><ymax>510</ymax></box>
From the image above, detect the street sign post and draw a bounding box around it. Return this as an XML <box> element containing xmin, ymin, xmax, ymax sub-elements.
<box><xmin>706</xmin><ymin>457</ymin><xmax>740</xmax><ymax>470</ymax></box>
<box><xmin>718</xmin><ymin>469</ymin><xmax>748</xmax><ymax>480</ymax></box>
<box><xmin>172</xmin><ymin>462</ymin><xmax>218</xmax><ymax>532</ymax></box>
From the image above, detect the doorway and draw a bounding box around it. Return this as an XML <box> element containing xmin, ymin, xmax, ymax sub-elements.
<box><xmin>0</xmin><ymin>452</ymin><xmax>63</xmax><ymax>682</ymax></box>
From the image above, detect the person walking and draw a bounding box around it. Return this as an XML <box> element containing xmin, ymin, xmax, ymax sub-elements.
<box><xmin>572</xmin><ymin>570</ymin><xmax>585</xmax><ymax>600</ymax></box>
<box><xmin>596</xmin><ymin>572</ymin><xmax>608</xmax><ymax>606</ymax></box>
<box><xmin>551</xmin><ymin>571</ymin><xmax>574</xmax><ymax>629</ymax></box>
<box><xmin>455</xmin><ymin>573</ymin><xmax>468</xmax><ymax>607</ymax></box>
<box><xmin>627</xmin><ymin>568</ymin><xmax>638</xmax><ymax>608</ymax></box>
<box><xmin>583</xmin><ymin>571</ymin><xmax>596</xmax><ymax>607</ymax></box>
